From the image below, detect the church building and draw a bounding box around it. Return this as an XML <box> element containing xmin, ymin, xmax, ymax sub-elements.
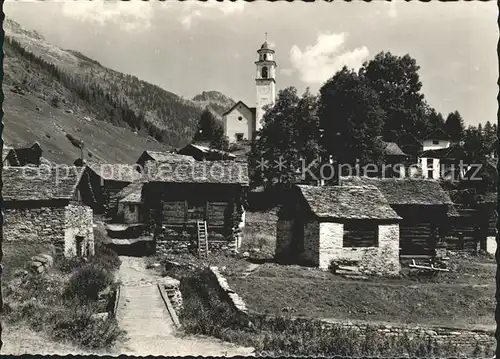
<box><xmin>223</xmin><ymin>37</ymin><xmax>277</xmax><ymax>143</ymax></box>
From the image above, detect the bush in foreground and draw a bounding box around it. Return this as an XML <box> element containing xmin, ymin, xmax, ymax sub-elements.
<box><xmin>64</xmin><ymin>264</ymin><xmax>114</xmax><ymax>302</ymax></box>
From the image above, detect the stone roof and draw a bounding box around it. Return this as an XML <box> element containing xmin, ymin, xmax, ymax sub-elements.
<box><xmin>5</xmin><ymin>141</ymin><xmax>41</xmax><ymax>150</ymax></box>
<box><xmin>3</xmin><ymin>166</ymin><xmax>84</xmax><ymax>201</ymax></box>
<box><xmin>420</xmin><ymin>146</ymin><xmax>468</xmax><ymax>160</ymax></box>
<box><xmin>383</xmin><ymin>141</ymin><xmax>407</xmax><ymax>156</ymax></box>
<box><xmin>145</xmin><ymin>160</ymin><xmax>249</xmax><ymax>185</ymax></box>
<box><xmin>473</xmin><ymin>192</ymin><xmax>497</xmax><ymax>205</ymax></box>
<box><xmin>222</xmin><ymin>101</ymin><xmax>256</xmax><ymax>117</ymax></box>
<box><xmin>340</xmin><ymin>176</ymin><xmax>453</xmax><ymax>206</ymax></box>
<box><xmin>297</xmin><ymin>185</ymin><xmax>401</xmax><ymax>220</ymax></box>
<box><xmin>424</xmin><ymin>128</ymin><xmax>450</xmax><ymax>140</ymax></box>
<box><xmin>179</xmin><ymin>143</ymin><xmax>236</xmax><ymax>159</ymax></box>
<box><xmin>140</xmin><ymin>150</ymin><xmax>194</xmax><ymax>164</ymax></box>
<box><xmin>116</xmin><ymin>182</ymin><xmax>143</xmax><ymax>204</ymax></box>
<box><xmin>2</xmin><ymin>148</ymin><xmax>11</xmax><ymax>162</ymax></box>
<box><xmin>87</xmin><ymin>163</ymin><xmax>143</xmax><ymax>183</ymax></box>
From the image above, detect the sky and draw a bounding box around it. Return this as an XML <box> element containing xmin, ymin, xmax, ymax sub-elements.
<box><xmin>4</xmin><ymin>0</ymin><xmax>498</xmax><ymax>126</ymax></box>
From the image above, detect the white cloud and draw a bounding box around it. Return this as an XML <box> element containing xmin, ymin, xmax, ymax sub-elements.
<box><xmin>61</xmin><ymin>1</ymin><xmax>161</xmax><ymax>31</ymax></box>
<box><xmin>289</xmin><ymin>32</ymin><xmax>369</xmax><ymax>84</ymax></box>
<box><xmin>280</xmin><ymin>68</ymin><xmax>294</xmax><ymax>76</ymax></box>
<box><xmin>180</xmin><ymin>1</ymin><xmax>245</xmax><ymax>30</ymax></box>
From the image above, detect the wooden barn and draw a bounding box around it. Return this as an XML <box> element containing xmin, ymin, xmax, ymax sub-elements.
<box><xmin>142</xmin><ymin>160</ymin><xmax>249</xmax><ymax>256</ymax></box>
<box><xmin>340</xmin><ymin>177</ymin><xmax>453</xmax><ymax>257</ymax></box>
<box><xmin>445</xmin><ymin>191</ymin><xmax>497</xmax><ymax>253</ymax></box>
<box><xmin>3</xmin><ymin>142</ymin><xmax>43</xmax><ymax>167</ymax></box>
<box><xmin>177</xmin><ymin>143</ymin><xmax>236</xmax><ymax>161</ymax></box>
<box><xmin>2</xmin><ymin>166</ymin><xmax>95</xmax><ymax>258</ymax></box>
<box><xmin>85</xmin><ymin>163</ymin><xmax>143</xmax><ymax>216</ymax></box>
<box><xmin>275</xmin><ymin>185</ymin><xmax>402</xmax><ymax>275</ymax></box>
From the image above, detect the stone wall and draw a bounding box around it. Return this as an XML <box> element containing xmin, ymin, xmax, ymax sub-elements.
<box><xmin>275</xmin><ymin>219</ymin><xmax>293</xmax><ymax>260</ymax></box>
<box><xmin>4</xmin><ymin>204</ymin><xmax>95</xmax><ymax>258</ymax></box>
<box><xmin>4</xmin><ymin>206</ymin><xmax>66</xmax><ymax>253</ymax></box>
<box><xmin>159</xmin><ymin>277</ymin><xmax>183</xmax><ymax>313</ymax></box>
<box><xmin>486</xmin><ymin>236</ymin><xmax>496</xmax><ymax>255</ymax></box>
<box><xmin>318</xmin><ymin>222</ymin><xmax>400</xmax><ymax>275</ymax></box>
<box><xmin>117</xmin><ymin>202</ymin><xmax>140</xmax><ymax>224</ymax></box>
<box><xmin>318</xmin><ymin>222</ymin><xmax>343</xmax><ymax>270</ymax></box>
<box><xmin>64</xmin><ymin>204</ymin><xmax>95</xmax><ymax>257</ymax></box>
<box><xmin>210</xmin><ymin>266</ymin><xmax>248</xmax><ymax>313</ymax></box>
<box><xmin>360</xmin><ymin>224</ymin><xmax>400</xmax><ymax>276</ymax></box>
<box><xmin>156</xmin><ymin>230</ymin><xmax>237</xmax><ymax>257</ymax></box>
<box><xmin>302</xmin><ymin>221</ymin><xmax>320</xmax><ymax>266</ymax></box>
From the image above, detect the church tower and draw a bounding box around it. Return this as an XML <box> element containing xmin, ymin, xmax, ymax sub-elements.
<box><xmin>255</xmin><ymin>34</ymin><xmax>276</xmax><ymax>132</ymax></box>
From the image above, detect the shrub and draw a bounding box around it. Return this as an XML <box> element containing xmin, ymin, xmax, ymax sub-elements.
<box><xmin>55</xmin><ymin>255</ymin><xmax>86</xmax><ymax>274</ymax></box>
<box><xmin>64</xmin><ymin>264</ymin><xmax>114</xmax><ymax>302</ymax></box>
<box><xmin>52</xmin><ymin>303</ymin><xmax>125</xmax><ymax>349</ymax></box>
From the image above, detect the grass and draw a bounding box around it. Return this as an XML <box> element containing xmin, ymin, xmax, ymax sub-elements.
<box><xmin>2</xmin><ymin>241</ymin><xmax>54</xmax><ymax>282</ymax></box>
<box><xmin>239</xmin><ymin>227</ymin><xmax>276</xmax><ymax>258</ymax></box>
<box><xmin>172</xmin><ymin>267</ymin><xmax>494</xmax><ymax>357</ymax></box>
<box><xmin>226</xmin><ymin>254</ymin><xmax>495</xmax><ymax>329</ymax></box>
<box><xmin>3</xmin><ymin>229</ymin><xmax>124</xmax><ymax>350</ymax></box>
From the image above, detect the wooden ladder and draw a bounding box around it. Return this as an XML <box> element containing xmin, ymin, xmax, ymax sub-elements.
<box><xmin>197</xmin><ymin>220</ymin><xmax>209</xmax><ymax>259</ymax></box>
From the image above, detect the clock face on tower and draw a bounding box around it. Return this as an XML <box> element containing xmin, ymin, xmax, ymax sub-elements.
<box><xmin>259</xmin><ymin>86</ymin><xmax>270</xmax><ymax>95</ymax></box>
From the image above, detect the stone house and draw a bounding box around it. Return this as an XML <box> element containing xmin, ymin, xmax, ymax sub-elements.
<box><xmin>2</xmin><ymin>166</ymin><xmax>95</xmax><ymax>257</ymax></box>
<box><xmin>142</xmin><ymin>160</ymin><xmax>249</xmax><ymax>255</ymax></box>
<box><xmin>275</xmin><ymin>185</ymin><xmax>402</xmax><ymax>275</ymax></box>
<box><xmin>419</xmin><ymin>146</ymin><xmax>469</xmax><ymax>180</ymax></box>
<box><xmin>340</xmin><ymin>176</ymin><xmax>453</xmax><ymax>257</ymax></box>
<box><xmin>422</xmin><ymin>128</ymin><xmax>451</xmax><ymax>152</ymax></box>
<box><xmin>3</xmin><ymin>142</ymin><xmax>43</xmax><ymax>167</ymax></box>
<box><xmin>116</xmin><ymin>182</ymin><xmax>144</xmax><ymax>224</ymax></box>
<box><xmin>85</xmin><ymin>163</ymin><xmax>143</xmax><ymax>216</ymax></box>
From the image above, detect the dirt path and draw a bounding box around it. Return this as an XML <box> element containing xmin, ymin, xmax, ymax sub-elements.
<box><xmin>113</xmin><ymin>256</ymin><xmax>255</xmax><ymax>356</ymax></box>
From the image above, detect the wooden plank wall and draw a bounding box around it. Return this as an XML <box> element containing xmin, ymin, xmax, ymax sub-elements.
<box><xmin>400</xmin><ymin>222</ymin><xmax>436</xmax><ymax>255</ymax></box>
<box><xmin>343</xmin><ymin>226</ymin><xmax>378</xmax><ymax>247</ymax></box>
<box><xmin>446</xmin><ymin>208</ymin><xmax>481</xmax><ymax>252</ymax></box>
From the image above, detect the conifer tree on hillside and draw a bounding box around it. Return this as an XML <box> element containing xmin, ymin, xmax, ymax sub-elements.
<box><xmin>444</xmin><ymin>110</ymin><xmax>465</xmax><ymax>143</ymax></box>
<box><xmin>193</xmin><ymin>108</ymin><xmax>229</xmax><ymax>151</ymax></box>
<box><xmin>483</xmin><ymin>120</ymin><xmax>496</xmax><ymax>147</ymax></box>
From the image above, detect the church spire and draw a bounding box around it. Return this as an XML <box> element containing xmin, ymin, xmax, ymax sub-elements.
<box><xmin>255</xmin><ymin>37</ymin><xmax>277</xmax><ymax>132</ymax></box>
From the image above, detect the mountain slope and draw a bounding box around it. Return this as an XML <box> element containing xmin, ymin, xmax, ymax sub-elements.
<box><xmin>3</xmin><ymin>19</ymin><xmax>235</xmax><ymax>152</ymax></box>
<box><xmin>192</xmin><ymin>91</ymin><xmax>235</xmax><ymax>115</ymax></box>
<box><xmin>2</xmin><ymin>19</ymin><xmax>236</xmax><ymax>164</ymax></box>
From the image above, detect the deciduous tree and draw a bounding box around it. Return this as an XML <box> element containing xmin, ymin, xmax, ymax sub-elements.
<box><xmin>319</xmin><ymin>67</ymin><xmax>386</xmax><ymax>169</ymax></box>
<box><xmin>249</xmin><ymin>87</ymin><xmax>321</xmax><ymax>188</ymax></box>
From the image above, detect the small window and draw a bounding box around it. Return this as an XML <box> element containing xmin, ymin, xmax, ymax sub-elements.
<box><xmin>76</xmin><ymin>236</ymin><xmax>84</xmax><ymax>256</ymax></box>
<box><xmin>432</xmin><ymin>140</ymin><xmax>439</xmax><ymax>145</ymax></box>
<box><xmin>236</xmin><ymin>133</ymin><xmax>244</xmax><ymax>141</ymax></box>
<box><xmin>238</xmin><ymin>116</ymin><xmax>243</xmax><ymax>121</ymax></box>
<box><xmin>261</xmin><ymin>66</ymin><xmax>268</xmax><ymax>79</ymax></box>
<box><xmin>129</xmin><ymin>204</ymin><xmax>135</xmax><ymax>213</ymax></box>
<box><xmin>343</xmin><ymin>222</ymin><xmax>378</xmax><ymax>248</ymax></box>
